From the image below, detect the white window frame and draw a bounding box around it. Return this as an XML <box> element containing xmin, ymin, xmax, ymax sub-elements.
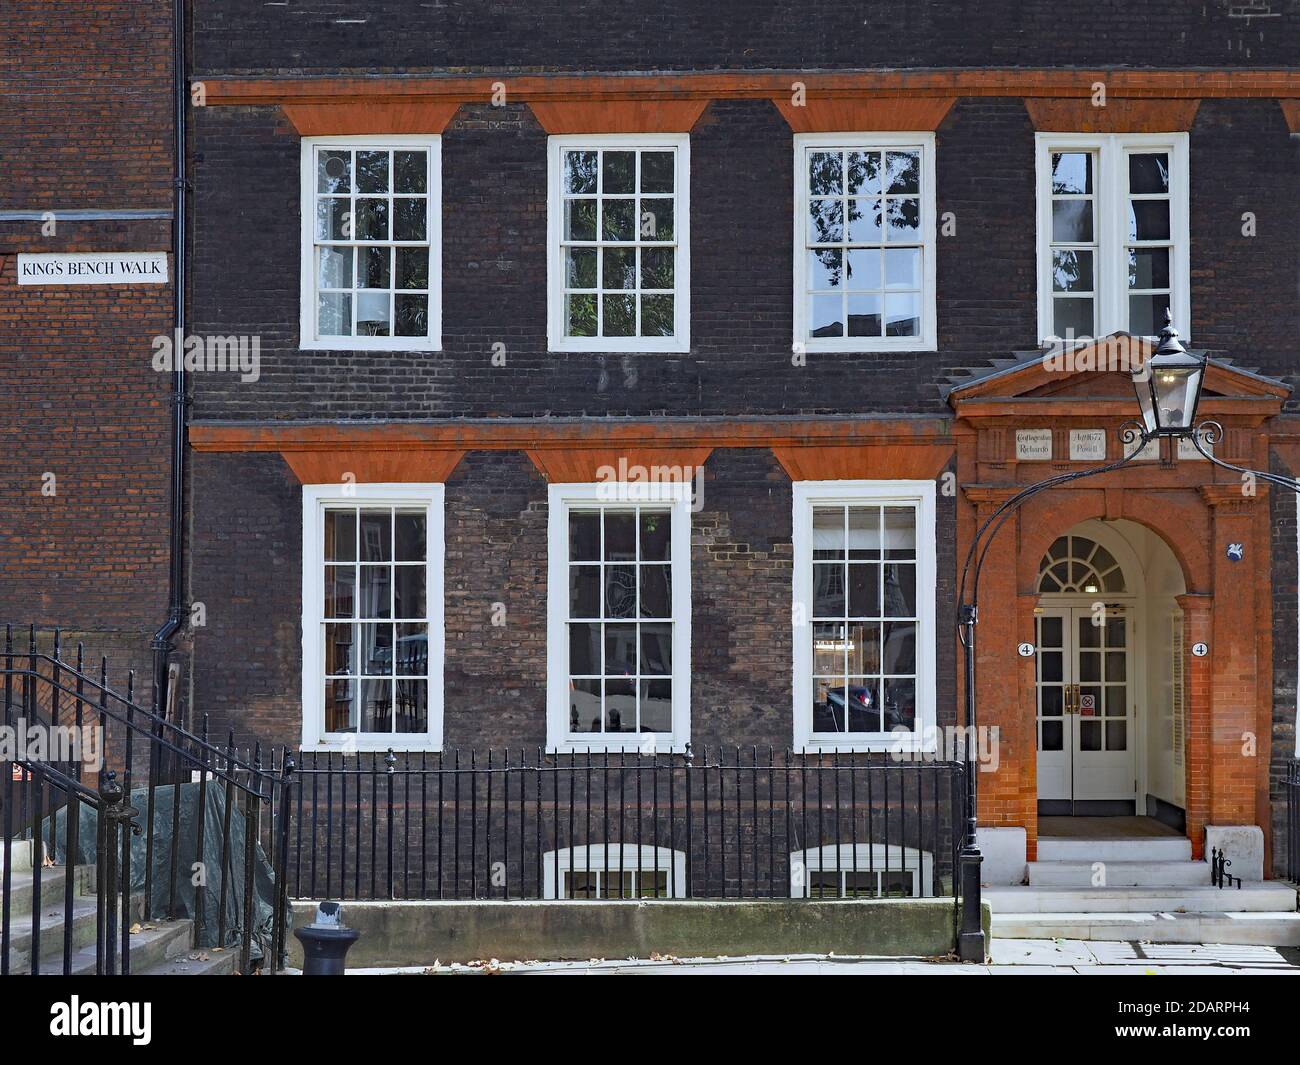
<box><xmin>301</xmin><ymin>483</ymin><xmax>445</xmax><ymax>752</ymax></box>
<box><xmin>546</xmin><ymin>481</ymin><xmax>692</xmax><ymax>753</ymax></box>
<box><xmin>792</xmin><ymin>479</ymin><xmax>937</xmax><ymax>753</ymax></box>
<box><xmin>1034</xmin><ymin>132</ymin><xmax>1190</xmax><ymax>345</ymax></box>
<box><xmin>542</xmin><ymin>844</ymin><xmax>687</xmax><ymax>899</ymax></box>
<box><xmin>790</xmin><ymin>844</ymin><xmax>934</xmax><ymax>898</ymax></box>
<box><xmin>546</xmin><ymin>133</ymin><xmax>691</xmax><ymax>353</ymax></box>
<box><xmin>792</xmin><ymin>132</ymin><xmax>937</xmax><ymax>353</ymax></box>
<box><xmin>299</xmin><ymin>134</ymin><xmax>443</xmax><ymax>352</ymax></box>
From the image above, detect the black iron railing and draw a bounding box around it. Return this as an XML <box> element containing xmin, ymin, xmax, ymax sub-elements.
<box><xmin>289</xmin><ymin>748</ymin><xmax>966</xmax><ymax>911</ymax></box>
<box><xmin>1286</xmin><ymin>760</ymin><xmax>1300</xmax><ymax>885</ymax></box>
<box><xmin>1210</xmin><ymin>846</ymin><xmax>1242</xmax><ymax>890</ymax></box>
<box><xmin>0</xmin><ymin>626</ymin><xmax>296</xmax><ymax>975</ymax></box>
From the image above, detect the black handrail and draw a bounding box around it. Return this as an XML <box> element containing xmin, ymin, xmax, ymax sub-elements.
<box><xmin>1</xmin><ymin>626</ymin><xmax>296</xmax><ymax>975</ymax></box>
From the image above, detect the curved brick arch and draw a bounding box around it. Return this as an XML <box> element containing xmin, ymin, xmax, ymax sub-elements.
<box><xmin>1015</xmin><ymin>489</ymin><xmax>1213</xmax><ymax>596</ymax></box>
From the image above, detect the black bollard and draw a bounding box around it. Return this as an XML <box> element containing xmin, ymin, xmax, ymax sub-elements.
<box><xmin>293</xmin><ymin>901</ymin><xmax>361</xmax><ymax>975</ymax></box>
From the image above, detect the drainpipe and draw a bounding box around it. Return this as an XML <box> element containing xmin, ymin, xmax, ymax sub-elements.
<box><xmin>152</xmin><ymin>0</ymin><xmax>188</xmax><ymax>723</ymax></box>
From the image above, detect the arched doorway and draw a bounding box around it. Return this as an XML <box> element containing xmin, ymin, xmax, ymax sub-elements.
<box><xmin>1034</xmin><ymin>520</ymin><xmax>1187</xmax><ymax>821</ymax></box>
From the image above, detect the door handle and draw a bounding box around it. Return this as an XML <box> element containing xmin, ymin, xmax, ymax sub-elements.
<box><xmin>1064</xmin><ymin>684</ymin><xmax>1080</xmax><ymax>714</ymax></box>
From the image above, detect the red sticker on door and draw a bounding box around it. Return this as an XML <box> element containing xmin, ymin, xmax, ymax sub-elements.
<box><xmin>1079</xmin><ymin>694</ymin><xmax>1096</xmax><ymax>717</ymax></box>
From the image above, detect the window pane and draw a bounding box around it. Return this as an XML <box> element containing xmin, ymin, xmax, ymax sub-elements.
<box><xmin>883</xmin><ymin>507</ymin><xmax>916</xmax><ymax>558</ymax></box>
<box><xmin>602</xmin><ymin>151</ymin><xmax>635</xmax><ymax>194</ymax></box>
<box><xmin>640</xmin><ymin>511</ymin><xmax>670</xmax><ymax>560</ymax></box>
<box><xmin>570</xmin><ymin>680</ymin><xmax>601</xmax><ymax>732</ymax></box>
<box><xmin>395</xmin><ymin>295</ymin><xmax>428</xmax><ymax>337</ymax></box>
<box><xmin>325</xmin><ymin>679</ymin><xmax>357</xmax><ymax>733</ymax></box>
<box><xmin>640</xmin><ymin>679</ymin><xmax>672</xmax><ymax>733</ymax></box>
<box><xmin>845</xmin><ymin>679</ymin><xmax>881</xmax><ymax>731</ymax></box>
<box><xmin>569</xmin><ymin>623</ymin><xmax>601</xmax><ymax>674</ymax></box>
<box><xmin>356</xmin><ymin>291</ymin><xmax>391</xmax><ymax>336</ymax></box>
<box><xmin>882</xmin><ymin>621</ymin><xmax>916</xmax><ymax>674</ymax></box>
<box><xmin>355</xmin><ymin>199</ymin><xmax>389</xmax><ymax>241</ymax></box>
<box><xmin>604</xmin><ymin>511</ymin><xmax>636</xmax><ymax>560</ymax></box>
<box><xmin>358</xmin><ymin>677</ymin><xmax>392</xmax><ymax>733</ymax></box>
<box><xmin>884</xmin><ymin>197</ymin><xmax>919</xmax><ymax>240</ymax></box>
<box><xmin>847</xmin><ymin>506</ymin><xmax>881</xmax><ymax>559</ymax></box>
<box><xmin>393</xmin><ymin>566</ymin><xmax>426</xmax><ymax>619</ymax></box>
<box><xmin>882</xmin><ymin>677</ymin><xmax>916</xmax><ymax>731</ymax></box>
<box><xmin>325</xmin><ymin>510</ymin><xmax>357</xmax><ymax>561</ymax></box>
<box><xmin>1051</xmin><ymin>152</ymin><xmax>1092</xmax><ymax>194</ymax></box>
<box><xmin>324</xmin><ymin>623</ymin><xmax>356</xmax><ymax>675</ymax></box>
<box><xmin>846</xmin><ymin>150</ymin><xmax>880</xmax><ymax>196</ymax></box>
<box><xmin>564</xmin><ymin>151</ymin><xmax>598</xmax><ymax>194</ymax></box>
<box><xmin>808</xmin><ymin>199</ymin><xmax>844</xmax><ymax>244</ymax></box>
<box><xmin>605</xmin><ymin>678</ymin><xmax>635</xmax><ymax>732</ymax></box>
<box><xmin>569</xmin><ymin>512</ymin><xmax>601</xmax><ymax>561</ymax></box>
<box><xmin>813</xmin><ymin>624</ymin><xmax>845</xmax><ymax>675</ymax></box>
<box><xmin>1128</xmin><ymin>247</ymin><xmax>1170</xmax><ymax>290</ymax></box>
<box><xmin>884</xmin><ymin>292</ymin><xmax>920</xmax><ymax>336</ymax></box>
<box><xmin>808</xmin><ymin>151</ymin><xmax>842</xmax><ymax>196</ymax></box>
<box><xmin>394</xmin><ymin>510</ymin><xmax>425</xmax><ymax>561</ymax></box>
<box><xmin>1052</xmin><ymin>249</ymin><xmax>1093</xmax><ymax>293</ymax></box>
<box><xmin>318</xmin><ymin>246</ymin><xmax>353</xmax><ymax>290</ymax></box>
<box><xmin>603</xmin><ymin>565</ymin><xmax>637</xmax><ymax>619</ymax></box>
<box><xmin>356</xmin><ymin>150</ymin><xmax>389</xmax><ymax>194</ymax></box>
<box><xmin>884</xmin><ymin>247</ymin><xmax>920</xmax><ymax>289</ymax></box>
<box><xmin>564</xmin><ymin>199</ymin><xmax>597</xmax><ymax>241</ymax></box>
<box><xmin>641</xmin><ymin>294</ymin><xmax>674</xmax><ymax>337</ymax></box>
<box><xmin>847</xmin><ymin>564</ymin><xmax>880</xmax><ymax>617</ymax></box>
<box><xmin>1052</xmin><ymin>296</ymin><xmax>1094</xmax><ymax>339</ymax></box>
<box><xmin>358</xmin><ymin>622</ymin><xmax>394</xmax><ymax>675</ymax></box>
<box><xmin>639</xmin><ymin>565</ymin><xmax>671</xmax><ymax>618</ymax></box>
<box><xmin>885</xmin><ymin>151</ymin><xmax>920</xmax><ymax>194</ymax></box>
<box><xmin>566</xmin><ymin>248</ymin><xmax>597</xmax><ymax>289</ymax></box>
<box><xmin>395</xmin><ymin>679</ymin><xmax>428</xmax><ymax>733</ymax></box>
<box><xmin>813</xmin><ymin>563</ymin><xmax>845</xmax><ymax>617</ymax></box>
<box><xmin>325</xmin><ymin>566</ymin><xmax>355</xmax><ymax>618</ymax></box>
<box><xmin>846</xmin><ymin>621</ymin><xmax>881</xmax><ymax>674</ymax></box>
<box><xmin>360</xmin><ymin>246</ymin><xmax>391</xmax><ymax>288</ymax></box>
<box><xmin>602</xmin><ymin>247</ymin><xmax>635</xmax><ymax>289</ymax></box>
<box><xmin>395</xmin><ymin>247</ymin><xmax>428</xmax><ymax>290</ymax></box>
<box><xmin>566</xmin><ymin>293</ymin><xmax>597</xmax><ymax>336</ymax></box>
<box><xmin>1129</xmin><ymin>153</ymin><xmax>1169</xmax><ymax>195</ymax></box>
<box><xmin>395</xmin><ymin>624</ymin><xmax>428</xmax><ymax>676</ymax></box>
<box><xmin>813</xmin><ymin>507</ymin><xmax>846</xmax><ymax>557</ymax></box>
<box><xmin>846</xmin><ymin>293</ymin><xmax>881</xmax><ymax>337</ymax></box>
<box><xmin>394</xmin><ymin>198</ymin><xmax>427</xmax><ymax>241</ymax></box>
<box><xmin>639</xmin><ymin>247</ymin><xmax>673</xmax><ymax>289</ymax></box>
<box><xmin>317</xmin><ymin>292</ymin><xmax>351</xmax><ymax>336</ymax></box>
<box><xmin>1129</xmin><ymin>200</ymin><xmax>1170</xmax><ymax>241</ymax></box>
<box><xmin>639</xmin><ymin>623</ymin><xmax>672</xmax><ymax>676</ymax></box>
<box><xmin>640</xmin><ymin>151</ymin><xmax>674</xmax><ymax>193</ymax></box>
<box><xmin>570</xmin><ymin>565</ymin><xmax>600</xmax><ymax>617</ymax></box>
<box><xmin>847</xmin><ymin>198</ymin><xmax>882</xmax><ymax>243</ymax></box>
<box><xmin>603</xmin><ymin>293</ymin><xmax>635</xmax><ymax>336</ymax></box>
<box><xmin>317</xmin><ymin>198</ymin><xmax>351</xmax><ymax>241</ymax></box>
<box><xmin>394</xmin><ymin>150</ymin><xmax>427</xmax><ymax>194</ymax></box>
<box><xmin>1041</xmin><ymin>719</ymin><xmax>1064</xmax><ymax>751</ymax></box>
<box><xmin>1052</xmin><ymin>200</ymin><xmax>1093</xmax><ymax>242</ymax></box>
<box><xmin>808</xmin><ymin>248</ymin><xmax>843</xmax><ymax>290</ymax></box>
<box><xmin>846</xmin><ymin>248</ymin><xmax>881</xmax><ymax>290</ymax></box>
<box><xmin>601</xmin><ymin>199</ymin><xmax>635</xmax><ymax>241</ymax></box>
<box><xmin>317</xmin><ymin>150</ymin><xmax>351</xmax><ymax>193</ymax></box>
<box><xmin>809</xmin><ymin>294</ymin><xmax>843</xmax><ymax>338</ymax></box>
<box><xmin>641</xmin><ymin>198</ymin><xmax>673</xmax><ymax>240</ymax></box>
<box><xmin>1129</xmin><ymin>294</ymin><xmax>1167</xmax><ymax>337</ymax></box>
<box><xmin>882</xmin><ymin>563</ymin><xmax>916</xmax><ymax>616</ymax></box>
<box><xmin>604</xmin><ymin>623</ymin><xmax>636</xmax><ymax>674</ymax></box>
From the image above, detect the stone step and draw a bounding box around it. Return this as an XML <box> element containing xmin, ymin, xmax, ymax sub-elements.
<box><xmin>1028</xmin><ymin>860</ymin><xmax>1211</xmax><ymax>888</ymax></box>
<box><xmin>992</xmin><ymin>910</ymin><xmax>1300</xmax><ymax>946</ymax></box>
<box><xmin>985</xmin><ymin>882</ymin><xmax>1297</xmax><ymax>914</ymax></box>
<box><xmin>0</xmin><ymin>867</ymin><xmax>71</xmax><ymax>915</ymax></box>
<box><xmin>4</xmin><ymin>887</ymin><xmax>146</xmax><ymax>972</ymax></box>
<box><xmin>0</xmin><ymin>840</ymin><xmax>39</xmax><ymax>874</ymax></box>
<box><xmin>1037</xmin><ymin>836</ymin><xmax>1192</xmax><ymax>863</ymax></box>
<box><xmin>137</xmin><ymin>945</ymin><xmax>240</xmax><ymax>976</ymax></box>
<box><xmin>35</xmin><ymin>920</ymin><xmax>206</xmax><ymax>976</ymax></box>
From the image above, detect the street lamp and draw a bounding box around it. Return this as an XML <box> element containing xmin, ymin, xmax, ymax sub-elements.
<box><xmin>1131</xmin><ymin>314</ymin><xmax>1208</xmax><ymax>437</ymax></box>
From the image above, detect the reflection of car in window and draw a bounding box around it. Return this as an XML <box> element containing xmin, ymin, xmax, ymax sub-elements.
<box><xmin>815</xmin><ymin>685</ymin><xmax>915</xmax><ymax>733</ymax></box>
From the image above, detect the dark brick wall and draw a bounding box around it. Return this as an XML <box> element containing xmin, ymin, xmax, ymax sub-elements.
<box><xmin>1270</xmin><ymin>449</ymin><xmax>1297</xmax><ymax>876</ymax></box>
<box><xmin>0</xmin><ymin>0</ymin><xmax>174</xmax><ymax>681</ymax></box>
<box><xmin>191</xmin><ymin>445</ymin><xmax>959</xmax><ymax>755</ymax></box>
<box><xmin>188</xmin><ymin>95</ymin><xmax>1300</xmax><ymax>421</ymax></box>
<box><xmin>191</xmin><ymin>0</ymin><xmax>1300</xmax><ymax>74</ymax></box>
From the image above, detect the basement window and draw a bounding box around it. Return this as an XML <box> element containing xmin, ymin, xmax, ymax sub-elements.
<box><xmin>300</xmin><ymin>136</ymin><xmax>441</xmax><ymax>351</ymax></box>
<box><xmin>542</xmin><ymin>844</ymin><xmax>686</xmax><ymax>899</ymax></box>
<box><xmin>790</xmin><ymin>844</ymin><xmax>934</xmax><ymax>898</ymax></box>
<box><xmin>301</xmin><ymin>484</ymin><xmax>444</xmax><ymax>751</ymax></box>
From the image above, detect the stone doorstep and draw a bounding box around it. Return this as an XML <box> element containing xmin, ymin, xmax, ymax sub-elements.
<box><xmin>984</xmin><ymin>882</ymin><xmax>1298</xmax><ymax>913</ymax></box>
<box><xmin>991</xmin><ymin>911</ymin><xmax>1300</xmax><ymax>946</ymax></box>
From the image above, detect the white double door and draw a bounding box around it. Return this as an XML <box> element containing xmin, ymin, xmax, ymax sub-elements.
<box><xmin>1036</xmin><ymin>605</ymin><xmax>1136</xmax><ymax>806</ymax></box>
